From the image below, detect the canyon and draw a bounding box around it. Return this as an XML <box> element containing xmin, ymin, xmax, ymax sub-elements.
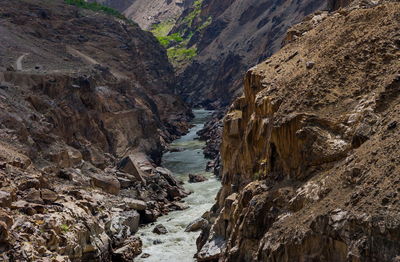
<box><xmin>0</xmin><ymin>0</ymin><xmax>399</xmax><ymax>261</ymax></box>
<box><xmin>0</xmin><ymin>0</ymin><xmax>192</xmax><ymax>260</ymax></box>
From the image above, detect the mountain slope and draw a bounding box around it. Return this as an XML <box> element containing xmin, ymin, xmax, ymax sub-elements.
<box><xmin>176</xmin><ymin>0</ymin><xmax>330</xmax><ymax>108</ymax></box>
<box><xmin>0</xmin><ymin>0</ymin><xmax>191</xmax><ymax>260</ymax></box>
<box><xmin>198</xmin><ymin>1</ymin><xmax>400</xmax><ymax>261</ymax></box>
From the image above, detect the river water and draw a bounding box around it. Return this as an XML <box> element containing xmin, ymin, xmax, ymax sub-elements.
<box><xmin>136</xmin><ymin>109</ymin><xmax>221</xmax><ymax>262</ymax></box>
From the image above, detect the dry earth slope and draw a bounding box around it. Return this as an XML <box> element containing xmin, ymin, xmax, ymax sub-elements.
<box><xmin>0</xmin><ymin>0</ymin><xmax>193</xmax><ymax>261</ymax></box>
<box><xmin>197</xmin><ymin>1</ymin><xmax>400</xmax><ymax>261</ymax></box>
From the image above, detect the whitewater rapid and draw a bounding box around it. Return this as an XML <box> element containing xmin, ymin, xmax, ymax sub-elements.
<box><xmin>136</xmin><ymin>109</ymin><xmax>221</xmax><ymax>262</ymax></box>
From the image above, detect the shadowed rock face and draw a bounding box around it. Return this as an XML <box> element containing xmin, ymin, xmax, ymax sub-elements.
<box><xmin>176</xmin><ymin>0</ymin><xmax>330</xmax><ymax>109</ymax></box>
<box><xmin>0</xmin><ymin>0</ymin><xmax>192</xmax><ymax>260</ymax></box>
<box><xmin>197</xmin><ymin>1</ymin><xmax>400</xmax><ymax>261</ymax></box>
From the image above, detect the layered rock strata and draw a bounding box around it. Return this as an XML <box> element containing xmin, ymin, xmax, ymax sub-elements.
<box><xmin>198</xmin><ymin>1</ymin><xmax>400</xmax><ymax>261</ymax></box>
<box><xmin>0</xmin><ymin>0</ymin><xmax>191</xmax><ymax>260</ymax></box>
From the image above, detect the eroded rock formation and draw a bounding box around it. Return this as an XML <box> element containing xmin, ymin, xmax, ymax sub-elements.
<box><xmin>198</xmin><ymin>1</ymin><xmax>400</xmax><ymax>261</ymax></box>
<box><xmin>176</xmin><ymin>0</ymin><xmax>330</xmax><ymax>109</ymax></box>
<box><xmin>0</xmin><ymin>0</ymin><xmax>192</xmax><ymax>260</ymax></box>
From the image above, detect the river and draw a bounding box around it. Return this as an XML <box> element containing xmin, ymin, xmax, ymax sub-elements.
<box><xmin>136</xmin><ymin>109</ymin><xmax>221</xmax><ymax>262</ymax></box>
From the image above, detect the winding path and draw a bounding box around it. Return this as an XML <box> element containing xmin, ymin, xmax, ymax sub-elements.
<box><xmin>16</xmin><ymin>53</ymin><xmax>29</xmax><ymax>71</ymax></box>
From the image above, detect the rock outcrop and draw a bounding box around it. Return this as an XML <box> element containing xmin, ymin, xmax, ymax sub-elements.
<box><xmin>91</xmin><ymin>0</ymin><xmax>196</xmax><ymax>30</ymax></box>
<box><xmin>198</xmin><ymin>1</ymin><xmax>400</xmax><ymax>261</ymax></box>
<box><xmin>176</xmin><ymin>0</ymin><xmax>331</xmax><ymax>109</ymax></box>
<box><xmin>0</xmin><ymin>0</ymin><xmax>192</xmax><ymax>260</ymax></box>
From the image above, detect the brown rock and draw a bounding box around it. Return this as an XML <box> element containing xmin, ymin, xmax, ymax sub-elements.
<box><xmin>25</xmin><ymin>189</ymin><xmax>43</xmax><ymax>204</ymax></box>
<box><xmin>0</xmin><ymin>221</ymin><xmax>8</xmax><ymax>243</ymax></box>
<box><xmin>0</xmin><ymin>191</ymin><xmax>12</xmax><ymax>208</ymax></box>
<box><xmin>143</xmin><ymin>209</ymin><xmax>159</xmax><ymax>224</ymax></box>
<box><xmin>118</xmin><ymin>155</ymin><xmax>146</xmax><ymax>184</ymax></box>
<box><xmin>0</xmin><ymin>211</ymin><xmax>13</xmax><ymax>228</ymax></box>
<box><xmin>185</xmin><ymin>218</ymin><xmax>208</xmax><ymax>232</ymax></box>
<box><xmin>188</xmin><ymin>174</ymin><xmax>208</xmax><ymax>183</ymax></box>
<box><xmin>41</xmin><ymin>189</ymin><xmax>58</xmax><ymax>203</ymax></box>
<box><xmin>91</xmin><ymin>173</ymin><xmax>120</xmax><ymax>195</ymax></box>
<box><xmin>152</xmin><ymin>224</ymin><xmax>168</xmax><ymax>235</ymax></box>
<box><xmin>122</xmin><ymin>198</ymin><xmax>147</xmax><ymax>211</ymax></box>
<box><xmin>112</xmin><ymin>237</ymin><xmax>142</xmax><ymax>261</ymax></box>
<box><xmin>171</xmin><ymin>201</ymin><xmax>189</xmax><ymax>211</ymax></box>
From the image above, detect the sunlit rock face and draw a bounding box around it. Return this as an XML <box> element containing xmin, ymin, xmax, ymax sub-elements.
<box><xmin>91</xmin><ymin>0</ymin><xmax>196</xmax><ymax>30</ymax></box>
<box><xmin>0</xmin><ymin>0</ymin><xmax>192</xmax><ymax>260</ymax></box>
<box><xmin>197</xmin><ymin>1</ymin><xmax>400</xmax><ymax>261</ymax></box>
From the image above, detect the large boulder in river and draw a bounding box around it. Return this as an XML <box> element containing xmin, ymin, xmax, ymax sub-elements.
<box><xmin>152</xmin><ymin>224</ymin><xmax>168</xmax><ymax>235</ymax></box>
<box><xmin>188</xmin><ymin>174</ymin><xmax>208</xmax><ymax>183</ymax></box>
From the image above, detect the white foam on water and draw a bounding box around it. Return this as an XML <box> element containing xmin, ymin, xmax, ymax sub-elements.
<box><xmin>136</xmin><ymin>109</ymin><xmax>221</xmax><ymax>262</ymax></box>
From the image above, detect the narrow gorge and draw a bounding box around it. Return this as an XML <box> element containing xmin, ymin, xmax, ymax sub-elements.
<box><xmin>0</xmin><ymin>0</ymin><xmax>399</xmax><ymax>261</ymax></box>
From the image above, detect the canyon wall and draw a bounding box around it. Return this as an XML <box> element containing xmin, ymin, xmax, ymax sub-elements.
<box><xmin>90</xmin><ymin>0</ymin><xmax>196</xmax><ymax>30</ymax></box>
<box><xmin>176</xmin><ymin>0</ymin><xmax>330</xmax><ymax>108</ymax></box>
<box><xmin>0</xmin><ymin>0</ymin><xmax>192</xmax><ymax>260</ymax></box>
<box><xmin>198</xmin><ymin>1</ymin><xmax>400</xmax><ymax>261</ymax></box>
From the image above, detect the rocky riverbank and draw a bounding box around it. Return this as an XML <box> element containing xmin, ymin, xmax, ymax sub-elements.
<box><xmin>0</xmin><ymin>0</ymin><xmax>193</xmax><ymax>261</ymax></box>
<box><xmin>197</xmin><ymin>1</ymin><xmax>400</xmax><ymax>261</ymax></box>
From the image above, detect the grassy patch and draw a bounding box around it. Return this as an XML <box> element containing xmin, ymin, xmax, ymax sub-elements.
<box><xmin>168</xmin><ymin>47</ymin><xmax>197</xmax><ymax>65</ymax></box>
<box><xmin>151</xmin><ymin>20</ymin><xmax>176</xmax><ymax>38</ymax></box>
<box><xmin>60</xmin><ymin>224</ymin><xmax>70</xmax><ymax>233</ymax></box>
<box><xmin>157</xmin><ymin>33</ymin><xmax>184</xmax><ymax>48</ymax></box>
<box><xmin>64</xmin><ymin>0</ymin><xmax>126</xmax><ymax>20</ymax></box>
<box><xmin>148</xmin><ymin>0</ymin><xmax>212</xmax><ymax>67</ymax></box>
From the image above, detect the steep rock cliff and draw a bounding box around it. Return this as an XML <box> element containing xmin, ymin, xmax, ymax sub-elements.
<box><xmin>177</xmin><ymin>0</ymin><xmax>330</xmax><ymax>108</ymax></box>
<box><xmin>91</xmin><ymin>0</ymin><xmax>196</xmax><ymax>30</ymax></box>
<box><xmin>0</xmin><ymin>0</ymin><xmax>191</xmax><ymax>260</ymax></box>
<box><xmin>198</xmin><ymin>1</ymin><xmax>400</xmax><ymax>261</ymax></box>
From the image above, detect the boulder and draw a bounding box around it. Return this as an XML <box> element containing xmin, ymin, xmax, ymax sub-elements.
<box><xmin>112</xmin><ymin>238</ymin><xmax>142</xmax><ymax>261</ymax></box>
<box><xmin>122</xmin><ymin>198</ymin><xmax>147</xmax><ymax>211</ymax></box>
<box><xmin>0</xmin><ymin>191</ymin><xmax>12</xmax><ymax>208</ymax></box>
<box><xmin>142</xmin><ymin>209</ymin><xmax>159</xmax><ymax>224</ymax></box>
<box><xmin>152</xmin><ymin>224</ymin><xmax>168</xmax><ymax>235</ymax></box>
<box><xmin>41</xmin><ymin>189</ymin><xmax>58</xmax><ymax>203</ymax></box>
<box><xmin>25</xmin><ymin>189</ymin><xmax>43</xmax><ymax>204</ymax></box>
<box><xmin>188</xmin><ymin>174</ymin><xmax>208</xmax><ymax>183</ymax></box>
<box><xmin>118</xmin><ymin>155</ymin><xmax>146</xmax><ymax>184</ymax></box>
<box><xmin>91</xmin><ymin>173</ymin><xmax>120</xmax><ymax>195</ymax></box>
<box><xmin>156</xmin><ymin>167</ymin><xmax>177</xmax><ymax>186</ymax></box>
<box><xmin>185</xmin><ymin>218</ymin><xmax>208</xmax><ymax>232</ymax></box>
<box><xmin>0</xmin><ymin>211</ymin><xmax>13</xmax><ymax>228</ymax></box>
<box><xmin>106</xmin><ymin>210</ymin><xmax>140</xmax><ymax>244</ymax></box>
<box><xmin>170</xmin><ymin>201</ymin><xmax>189</xmax><ymax>211</ymax></box>
<box><xmin>0</xmin><ymin>221</ymin><xmax>8</xmax><ymax>243</ymax></box>
<box><xmin>11</xmin><ymin>200</ymin><xmax>45</xmax><ymax>215</ymax></box>
<box><xmin>167</xmin><ymin>186</ymin><xmax>182</xmax><ymax>200</ymax></box>
<box><xmin>117</xmin><ymin>177</ymin><xmax>134</xmax><ymax>189</ymax></box>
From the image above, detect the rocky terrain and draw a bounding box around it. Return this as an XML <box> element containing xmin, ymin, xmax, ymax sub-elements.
<box><xmin>176</xmin><ymin>0</ymin><xmax>330</xmax><ymax>109</ymax></box>
<box><xmin>197</xmin><ymin>0</ymin><xmax>400</xmax><ymax>261</ymax></box>
<box><xmin>91</xmin><ymin>0</ymin><xmax>195</xmax><ymax>31</ymax></box>
<box><xmin>0</xmin><ymin>0</ymin><xmax>193</xmax><ymax>261</ymax></box>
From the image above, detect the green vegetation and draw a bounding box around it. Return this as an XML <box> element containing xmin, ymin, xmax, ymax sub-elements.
<box><xmin>157</xmin><ymin>33</ymin><xmax>184</xmax><ymax>48</ymax></box>
<box><xmin>182</xmin><ymin>0</ymin><xmax>203</xmax><ymax>27</ymax></box>
<box><xmin>60</xmin><ymin>224</ymin><xmax>70</xmax><ymax>233</ymax></box>
<box><xmin>148</xmin><ymin>0</ymin><xmax>212</xmax><ymax>67</ymax></box>
<box><xmin>64</xmin><ymin>0</ymin><xmax>126</xmax><ymax>20</ymax></box>
<box><xmin>167</xmin><ymin>47</ymin><xmax>197</xmax><ymax>64</ymax></box>
<box><xmin>151</xmin><ymin>20</ymin><xmax>176</xmax><ymax>38</ymax></box>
